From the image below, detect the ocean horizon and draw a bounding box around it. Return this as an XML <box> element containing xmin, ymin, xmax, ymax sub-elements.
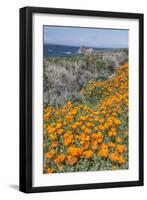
<box><xmin>43</xmin><ymin>44</ymin><xmax>116</xmax><ymax>57</ymax></box>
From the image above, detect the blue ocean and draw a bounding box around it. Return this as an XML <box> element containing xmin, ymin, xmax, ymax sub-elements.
<box><xmin>44</xmin><ymin>44</ymin><xmax>112</xmax><ymax>57</ymax></box>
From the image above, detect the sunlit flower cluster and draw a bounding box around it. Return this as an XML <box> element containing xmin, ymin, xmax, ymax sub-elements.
<box><xmin>43</xmin><ymin>63</ymin><xmax>128</xmax><ymax>173</ymax></box>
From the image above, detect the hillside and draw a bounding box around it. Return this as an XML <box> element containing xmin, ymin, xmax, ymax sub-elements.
<box><xmin>43</xmin><ymin>61</ymin><xmax>129</xmax><ymax>173</ymax></box>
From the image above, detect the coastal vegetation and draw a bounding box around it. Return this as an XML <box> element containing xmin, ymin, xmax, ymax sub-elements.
<box><xmin>43</xmin><ymin>49</ymin><xmax>128</xmax><ymax>107</ymax></box>
<box><xmin>43</xmin><ymin>49</ymin><xmax>128</xmax><ymax>173</ymax></box>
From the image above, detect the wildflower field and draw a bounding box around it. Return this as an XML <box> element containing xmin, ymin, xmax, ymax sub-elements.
<box><xmin>43</xmin><ymin>58</ymin><xmax>129</xmax><ymax>174</ymax></box>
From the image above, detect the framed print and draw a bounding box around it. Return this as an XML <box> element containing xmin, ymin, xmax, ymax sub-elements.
<box><xmin>19</xmin><ymin>6</ymin><xmax>144</xmax><ymax>193</ymax></box>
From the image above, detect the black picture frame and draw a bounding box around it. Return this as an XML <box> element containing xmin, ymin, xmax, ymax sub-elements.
<box><xmin>19</xmin><ymin>6</ymin><xmax>144</xmax><ymax>193</ymax></box>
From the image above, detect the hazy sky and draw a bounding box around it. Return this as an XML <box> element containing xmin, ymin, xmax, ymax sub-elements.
<box><xmin>44</xmin><ymin>26</ymin><xmax>128</xmax><ymax>48</ymax></box>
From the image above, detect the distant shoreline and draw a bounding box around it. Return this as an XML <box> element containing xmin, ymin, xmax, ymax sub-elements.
<box><xmin>44</xmin><ymin>44</ymin><xmax>128</xmax><ymax>57</ymax></box>
<box><xmin>44</xmin><ymin>43</ymin><xmax>128</xmax><ymax>49</ymax></box>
